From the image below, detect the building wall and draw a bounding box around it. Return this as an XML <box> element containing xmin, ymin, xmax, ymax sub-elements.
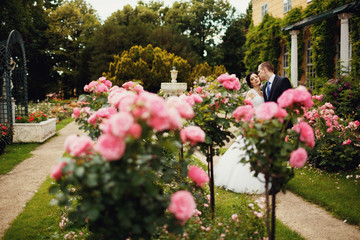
<box><xmin>252</xmin><ymin>0</ymin><xmax>312</xmax><ymax>26</ymax></box>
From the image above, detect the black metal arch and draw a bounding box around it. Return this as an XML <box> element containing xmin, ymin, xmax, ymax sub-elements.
<box><xmin>0</xmin><ymin>30</ymin><xmax>28</xmax><ymax>124</ymax></box>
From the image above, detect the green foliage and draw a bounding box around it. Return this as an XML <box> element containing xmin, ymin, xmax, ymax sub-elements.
<box><xmin>107</xmin><ymin>44</ymin><xmax>192</xmax><ymax>92</ymax></box>
<box><xmin>244</xmin><ymin>14</ymin><xmax>282</xmax><ymax>73</ymax></box>
<box><xmin>310</xmin><ymin>18</ymin><xmax>337</xmax><ymax>79</ymax></box>
<box><xmin>350</xmin><ymin>10</ymin><xmax>360</xmax><ymax>78</ymax></box>
<box><xmin>190</xmin><ymin>62</ymin><xmax>227</xmax><ymax>81</ymax></box>
<box><xmin>316</xmin><ymin>75</ymin><xmax>360</xmax><ymax>119</ymax></box>
<box><xmin>221</xmin><ymin>15</ymin><xmax>248</xmax><ymax>78</ymax></box>
<box><xmin>46</xmin><ymin>0</ymin><xmax>101</xmax><ymax>97</ymax></box>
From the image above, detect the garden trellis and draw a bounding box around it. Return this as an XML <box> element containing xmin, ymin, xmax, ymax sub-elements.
<box><xmin>0</xmin><ymin>30</ymin><xmax>28</xmax><ymax>125</ymax></box>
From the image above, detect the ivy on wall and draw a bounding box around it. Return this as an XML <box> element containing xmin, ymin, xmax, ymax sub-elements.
<box><xmin>244</xmin><ymin>14</ymin><xmax>282</xmax><ymax>73</ymax></box>
<box><xmin>244</xmin><ymin>0</ymin><xmax>359</xmax><ymax>83</ymax></box>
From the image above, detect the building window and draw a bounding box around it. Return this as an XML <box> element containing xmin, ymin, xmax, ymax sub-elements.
<box><xmin>306</xmin><ymin>39</ymin><xmax>315</xmax><ymax>89</ymax></box>
<box><xmin>261</xmin><ymin>3</ymin><xmax>268</xmax><ymax>21</ymax></box>
<box><xmin>284</xmin><ymin>0</ymin><xmax>292</xmax><ymax>14</ymax></box>
<box><xmin>283</xmin><ymin>45</ymin><xmax>289</xmax><ymax>77</ymax></box>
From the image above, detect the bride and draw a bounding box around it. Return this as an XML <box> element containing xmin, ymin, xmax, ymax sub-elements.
<box><xmin>214</xmin><ymin>72</ymin><xmax>268</xmax><ymax>194</ymax></box>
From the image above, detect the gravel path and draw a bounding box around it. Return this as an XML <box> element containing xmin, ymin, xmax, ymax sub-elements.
<box><xmin>0</xmin><ymin>121</ymin><xmax>83</xmax><ymax>238</ymax></box>
<box><xmin>1</xmin><ymin>123</ymin><xmax>360</xmax><ymax>240</ymax></box>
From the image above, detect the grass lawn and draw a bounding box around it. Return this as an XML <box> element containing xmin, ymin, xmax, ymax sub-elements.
<box><xmin>287</xmin><ymin>164</ymin><xmax>360</xmax><ymax>226</ymax></box>
<box><xmin>0</xmin><ymin>117</ymin><xmax>74</xmax><ymax>175</ymax></box>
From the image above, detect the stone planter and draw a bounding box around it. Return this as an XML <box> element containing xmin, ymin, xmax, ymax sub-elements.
<box><xmin>13</xmin><ymin>118</ymin><xmax>56</xmax><ymax>143</ymax></box>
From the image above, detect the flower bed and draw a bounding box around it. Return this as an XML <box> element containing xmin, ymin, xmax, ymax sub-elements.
<box><xmin>13</xmin><ymin>118</ymin><xmax>56</xmax><ymax>143</ymax></box>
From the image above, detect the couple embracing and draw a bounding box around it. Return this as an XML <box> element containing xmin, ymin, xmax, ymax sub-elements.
<box><xmin>214</xmin><ymin>61</ymin><xmax>292</xmax><ymax>194</ymax></box>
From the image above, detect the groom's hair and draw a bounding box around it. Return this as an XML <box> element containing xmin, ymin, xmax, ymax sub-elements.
<box><xmin>260</xmin><ymin>62</ymin><xmax>274</xmax><ymax>73</ymax></box>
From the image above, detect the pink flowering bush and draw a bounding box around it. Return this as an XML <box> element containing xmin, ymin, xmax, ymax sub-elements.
<box><xmin>233</xmin><ymin>86</ymin><xmax>315</xmax><ymax>236</ymax></box>
<box><xmin>187</xmin><ymin>75</ymin><xmax>244</xmax><ymax>216</ymax></box>
<box><xmin>50</xmin><ymin>79</ymin><xmax>209</xmax><ymax>239</ymax></box>
<box><xmin>301</xmin><ymin>97</ymin><xmax>360</xmax><ymax>171</ymax></box>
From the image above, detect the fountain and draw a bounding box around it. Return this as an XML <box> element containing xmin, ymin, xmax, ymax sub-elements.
<box><xmin>160</xmin><ymin>66</ymin><xmax>187</xmax><ymax>98</ymax></box>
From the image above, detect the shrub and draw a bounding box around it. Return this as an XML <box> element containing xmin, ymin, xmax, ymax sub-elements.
<box><xmin>314</xmin><ymin>75</ymin><xmax>360</xmax><ymax>120</ymax></box>
<box><xmin>50</xmin><ymin>77</ymin><xmax>209</xmax><ymax>239</ymax></box>
<box><xmin>107</xmin><ymin>44</ymin><xmax>192</xmax><ymax>93</ymax></box>
<box><xmin>0</xmin><ymin>123</ymin><xmax>12</xmax><ymax>154</ymax></box>
<box><xmin>303</xmin><ymin>97</ymin><xmax>360</xmax><ymax>171</ymax></box>
<box><xmin>15</xmin><ymin>110</ymin><xmax>48</xmax><ymax>123</ymax></box>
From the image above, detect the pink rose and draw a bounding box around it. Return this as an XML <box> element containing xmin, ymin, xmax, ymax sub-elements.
<box><xmin>104</xmin><ymin>80</ymin><xmax>112</xmax><ymax>88</ymax></box>
<box><xmin>95</xmin><ymin>83</ymin><xmax>108</xmax><ymax>93</ymax></box>
<box><xmin>299</xmin><ymin>122</ymin><xmax>315</xmax><ymax>148</ymax></box>
<box><xmin>342</xmin><ymin>139</ymin><xmax>352</xmax><ymax>145</ymax></box>
<box><xmin>72</xmin><ymin>107</ymin><xmax>80</xmax><ymax>118</ymax></box>
<box><xmin>64</xmin><ymin>134</ymin><xmax>78</xmax><ymax>154</ymax></box>
<box><xmin>68</xmin><ymin>135</ymin><xmax>94</xmax><ymax>157</ymax></box>
<box><xmin>168</xmin><ymin>108</ymin><xmax>183</xmax><ymax>130</ymax></box>
<box><xmin>232</xmin><ymin>105</ymin><xmax>254</xmax><ymax>122</ymax></box>
<box><xmin>255</xmin><ymin>102</ymin><xmax>279</xmax><ymax>120</ymax></box>
<box><xmin>148</xmin><ymin>115</ymin><xmax>171</xmax><ymax>131</ymax></box>
<box><xmin>217</xmin><ymin>73</ymin><xmax>240</xmax><ymax>90</ymax></box>
<box><xmin>275</xmin><ymin>107</ymin><xmax>288</xmax><ymax>120</ymax></box>
<box><xmin>133</xmin><ymin>84</ymin><xmax>144</xmax><ymax>93</ymax></box>
<box><xmin>98</xmin><ymin>76</ymin><xmax>107</xmax><ymax>83</ymax></box>
<box><xmin>122</xmin><ymin>81</ymin><xmax>136</xmax><ymax>89</ymax></box>
<box><xmin>191</xmin><ymin>93</ymin><xmax>203</xmax><ymax>103</ymax></box>
<box><xmin>180</xmin><ymin>126</ymin><xmax>206</xmax><ymax>145</ymax></box>
<box><xmin>88</xmin><ymin>113</ymin><xmax>98</xmax><ymax>126</ymax></box>
<box><xmin>128</xmin><ymin>123</ymin><xmax>142</xmax><ymax>139</ymax></box>
<box><xmin>106</xmin><ymin>112</ymin><xmax>134</xmax><ymax>138</ymax></box>
<box><xmin>244</xmin><ymin>98</ymin><xmax>253</xmax><ymax>106</ymax></box>
<box><xmin>168</xmin><ymin>190</ymin><xmax>196</xmax><ymax>224</ymax></box>
<box><xmin>188</xmin><ymin>166</ymin><xmax>209</xmax><ymax>187</ymax></box>
<box><xmin>289</xmin><ymin>147</ymin><xmax>308</xmax><ymax>168</ymax></box>
<box><xmin>51</xmin><ymin>161</ymin><xmax>67</xmax><ymax>181</ymax></box>
<box><xmin>94</xmin><ymin>134</ymin><xmax>126</xmax><ymax>161</ymax></box>
<box><xmin>196</xmin><ymin>87</ymin><xmax>203</xmax><ymax>93</ymax></box>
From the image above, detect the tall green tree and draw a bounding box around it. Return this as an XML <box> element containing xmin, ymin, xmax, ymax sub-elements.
<box><xmin>164</xmin><ymin>0</ymin><xmax>236</xmax><ymax>60</ymax></box>
<box><xmin>220</xmin><ymin>2</ymin><xmax>252</xmax><ymax>78</ymax></box>
<box><xmin>46</xmin><ymin>0</ymin><xmax>100</xmax><ymax>97</ymax></box>
<box><xmin>0</xmin><ymin>0</ymin><xmax>62</xmax><ymax>100</ymax></box>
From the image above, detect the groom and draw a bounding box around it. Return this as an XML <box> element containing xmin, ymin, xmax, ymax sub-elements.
<box><xmin>258</xmin><ymin>62</ymin><xmax>292</xmax><ymax>102</ymax></box>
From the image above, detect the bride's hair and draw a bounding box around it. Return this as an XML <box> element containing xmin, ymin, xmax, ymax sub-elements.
<box><xmin>246</xmin><ymin>72</ymin><xmax>258</xmax><ymax>88</ymax></box>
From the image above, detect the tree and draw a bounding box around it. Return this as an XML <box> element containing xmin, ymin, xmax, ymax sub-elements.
<box><xmin>0</xmin><ymin>0</ymin><xmax>62</xmax><ymax>100</ymax></box>
<box><xmin>106</xmin><ymin>44</ymin><xmax>192</xmax><ymax>93</ymax></box>
<box><xmin>165</xmin><ymin>0</ymin><xmax>235</xmax><ymax>60</ymax></box>
<box><xmin>46</xmin><ymin>0</ymin><xmax>100</xmax><ymax>97</ymax></box>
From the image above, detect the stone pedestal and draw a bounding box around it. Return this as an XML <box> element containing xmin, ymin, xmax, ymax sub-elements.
<box><xmin>13</xmin><ymin>118</ymin><xmax>56</xmax><ymax>143</ymax></box>
<box><xmin>160</xmin><ymin>82</ymin><xmax>187</xmax><ymax>98</ymax></box>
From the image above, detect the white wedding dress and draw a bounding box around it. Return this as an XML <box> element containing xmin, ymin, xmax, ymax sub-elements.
<box><xmin>214</xmin><ymin>89</ymin><xmax>268</xmax><ymax>194</ymax></box>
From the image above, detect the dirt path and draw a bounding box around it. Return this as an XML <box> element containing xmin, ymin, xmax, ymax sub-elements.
<box><xmin>0</xmin><ymin>121</ymin><xmax>84</xmax><ymax>238</ymax></box>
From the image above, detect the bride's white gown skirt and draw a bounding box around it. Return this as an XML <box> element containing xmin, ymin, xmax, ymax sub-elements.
<box><xmin>214</xmin><ymin>136</ymin><xmax>268</xmax><ymax>194</ymax></box>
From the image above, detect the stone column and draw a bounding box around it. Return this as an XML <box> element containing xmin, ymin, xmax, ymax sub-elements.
<box><xmin>338</xmin><ymin>13</ymin><xmax>352</xmax><ymax>74</ymax></box>
<box><xmin>290</xmin><ymin>30</ymin><xmax>300</xmax><ymax>87</ymax></box>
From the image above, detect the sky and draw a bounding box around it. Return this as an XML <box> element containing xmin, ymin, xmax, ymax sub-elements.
<box><xmin>85</xmin><ymin>0</ymin><xmax>252</xmax><ymax>22</ymax></box>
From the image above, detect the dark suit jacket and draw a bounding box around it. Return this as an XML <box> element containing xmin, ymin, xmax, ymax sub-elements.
<box><xmin>263</xmin><ymin>75</ymin><xmax>292</xmax><ymax>103</ymax></box>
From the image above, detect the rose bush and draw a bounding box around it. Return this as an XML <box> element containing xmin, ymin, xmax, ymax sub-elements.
<box><xmin>15</xmin><ymin>110</ymin><xmax>48</xmax><ymax>123</ymax></box>
<box><xmin>187</xmin><ymin>74</ymin><xmax>245</xmax><ymax>217</ymax></box>
<box><xmin>50</xmin><ymin>78</ymin><xmax>209</xmax><ymax>239</ymax></box>
<box><xmin>233</xmin><ymin>86</ymin><xmax>315</xmax><ymax>237</ymax></box>
<box><xmin>302</xmin><ymin>96</ymin><xmax>360</xmax><ymax>171</ymax></box>
<box><xmin>0</xmin><ymin>123</ymin><xmax>12</xmax><ymax>154</ymax></box>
